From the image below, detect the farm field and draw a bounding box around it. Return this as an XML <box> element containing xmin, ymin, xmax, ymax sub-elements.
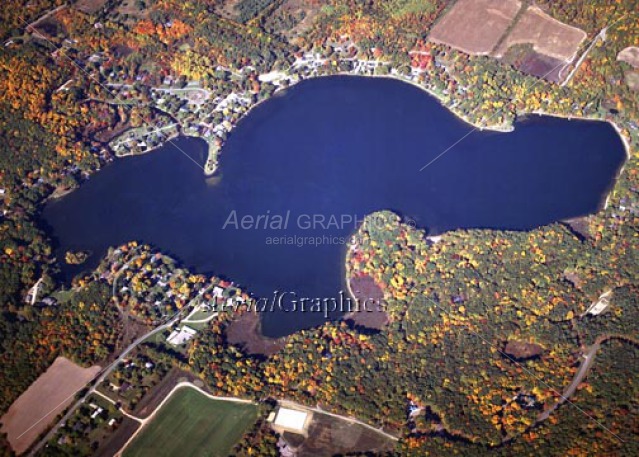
<box><xmin>122</xmin><ymin>385</ymin><xmax>257</xmax><ymax>457</ymax></box>
<box><xmin>94</xmin><ymin>417</ymin><xmax>140</xmax><ymax>457</ymax></box>
<box><xmin>0</xmin><ymin>357</ymin><xmax>101</xmax><ymax>454</ymax></box>
<box><xmin>429</xmin><ymin>0</ymin><xmax>522</xmax><ymax>55</ymax></box>
<box><xmin>495</xmin><ymin>6</ymin><xmax>587</xmax><ymax>61</ymax></box>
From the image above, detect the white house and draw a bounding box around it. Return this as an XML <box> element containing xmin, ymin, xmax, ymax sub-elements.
<box><xmin>167</xmin><ymin>326</ymin><xmax>197</xmax><ymax>346</ymax></box>
<box><xmin>212</xmin><ymin>286</ymin><xmax>224</xmax><ymax>298</ymax></box>
<box><xmin>583</xmin><ymin>290</ymin><xmax>612</xmax><ymax>316</ymax></box>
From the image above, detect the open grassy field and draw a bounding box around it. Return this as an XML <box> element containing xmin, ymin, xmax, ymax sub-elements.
<box><xmin>0</xmin><ymin>357</ymin><xmax>101</xmax><ymax>454</ymax></box>
<box><xmin>625</xmin><ymin>71</ymin><xmax>639</xmax><ymax>91</ymax></box>
<box><xmin>264</xmin><ymin>0</ymin><xmax>323</xmax><ymax>40</ymax></box>
<box><xmin>123</xmin><ymin>386</ymin><xmax>257</xmax><ymax>457</ymax></box>
<box><xmin>429</xmin><ymin>0</ymin><xmax>522</xmax><ymax>55</ymax></box>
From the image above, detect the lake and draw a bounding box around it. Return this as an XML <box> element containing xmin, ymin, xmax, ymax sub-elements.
<box><xmin>42</xmin><ymin>76</ymin><xmax>626</xmax><ymax>337</ymax></box>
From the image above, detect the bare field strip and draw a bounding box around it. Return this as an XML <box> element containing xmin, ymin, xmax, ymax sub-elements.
<box><xmin>618</xmin><ymin>46</ymin><xmax>639</xmax><ymax>68</ymax></box>
<box><xmin>73</xmin><ymin>0</ymin><xmax>109</xmax><ymax>14</ymax></box>
<box><xmin>495</xmin><ymin>6</ymin><xmax>586</xmax><ymax>61</ymax></box>
<box><xmin>0</xmin><ymin>357</ymin><xmax>101</xmax><ymax>455</ymax></box>
<box><xmin>214</xmin><ymin>0</ymin><xmax>243</xmax><ymax>21</ymax></box>
<box><xmin>428</xmin><ymin>0</ymin><xmax>522</xmax><ymax>55</ymax></box>
<box><xmin>94</xmin><ymin>417</ymin><xmax>140</xmax><ymax>457</ymax></box>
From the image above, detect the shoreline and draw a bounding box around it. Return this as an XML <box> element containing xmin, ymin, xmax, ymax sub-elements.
<box><xmin>106</xmin><ymin>70</ymin><xmax>633</xmax><ymax>184</ymax></box>
<box><xmin>527</xmin><ymin>109</ymin><xmax>633</xmax><ymax>210</ymax></box>
<box><xmin>527</xmin><ymin>109</ymin><xmax>632</xmax><ymax>160</ymax></box>
<box><xmin>202</xmin><ymin>90</ymin><xmax>284</xmax><ymax>176</ymax></box>
<box><xmin>113</xmin><ymin>131</ymin><xmax>181</xmax><ymax>159</ymax></box>
<box><xmin>91</xmin><ymin>68</ymin><xmax>634</xmax><ymax>227</ymax></box>
<box><xmin>366</xmin><ymin>73</ymin><xmax>514</xmax><ymax>133</ymax></box>
<box><xmin>107</xmin><ymin>70</ymin><xmax>517</xmax><ymax>175</ymax></box>
<box><xmin>204</xmin><ymin>140</ymin><xmax>220</xmax><ymax>176</ymax></box>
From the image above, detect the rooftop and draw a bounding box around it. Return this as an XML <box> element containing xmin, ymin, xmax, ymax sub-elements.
<box><xmin>167</xmin><ymin>326</ymin><xmax>197</xmax><ymax>346</ymax></box>
<box><xmin>273</xmin><ymin>408</ymin><xmax>309</xmax><ymax>433</ymax></box>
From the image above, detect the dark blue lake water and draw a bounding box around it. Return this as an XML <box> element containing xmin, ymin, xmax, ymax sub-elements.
<box><xmin>42</xmin><ymin>76</ymin><xmax>626</xmax><ymax>337</ymax></box>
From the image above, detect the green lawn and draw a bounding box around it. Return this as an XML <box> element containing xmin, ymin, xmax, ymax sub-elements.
<box><xmin>123</xmin><ymin>386</ymin><xmax>257</xmax><ymax>457</ymax></box>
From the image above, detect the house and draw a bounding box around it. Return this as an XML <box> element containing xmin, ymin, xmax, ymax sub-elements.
<box><xmin>57</xmin><ymin>435</ymin><xmax>71</xmax><ymax>446</ymax></box>
<box><xmin>166</xmin><ymin>325</ymin><xmax>197</xmax><ymax>346</ymax></box>
<box><xmin>271</xmin><ymin>407</ymin><xmax>312</xmax><ymax>436</ymax></box>
<box><xmin>583</xmin><ymin>290</ymin><xmax>612</xmax><ymax>316</ymax></box>
<box><xmin>40</xmin><ymin>297</ymin><xmax>57</xmax><ymax>307</ymax></box>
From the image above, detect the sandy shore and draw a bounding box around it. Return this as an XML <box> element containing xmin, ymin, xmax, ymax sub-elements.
<box><xmin>527</xmin><ymin>109</ymin><xmax>633</xmax><ymax>210</ymax></box>
<box><xmin>367</xmin><ymin>73</ymin><xmax>514</xmax><ymax>132</ymax></box>
<box><xmin>529</xmin><ymin>109</ymin><xmax>632</xmax><ymax>159</ymax></box>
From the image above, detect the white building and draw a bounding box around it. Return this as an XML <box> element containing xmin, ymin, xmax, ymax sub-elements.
<box><xmin>272</xmin><ymin>407</ymin><xmax>311</xmax><ymax>436</ymax></box>
<box><xmin>212</xmin><ymin>286</ymin><xmax>224</xmax><ymax>298</ymax></box>
<box><xmin>167</xmin><ymin>326</ymin><xmax>197</xmax><ymax>346</ymax></box>
<box><xmin>584</xmin><ymin>290</ymin><xmax>612</xmax><ymax>316</ymax></box>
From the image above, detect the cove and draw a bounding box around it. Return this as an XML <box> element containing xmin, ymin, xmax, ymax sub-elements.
<box><xmin>42</xmin><ymin>76</ymin><xmax>627</xmax><ymax>337</ymax></box>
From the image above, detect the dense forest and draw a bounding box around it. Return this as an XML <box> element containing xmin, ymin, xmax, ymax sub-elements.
<box><xmin>185</xmin><ymin>211</ymin><xmax>638</xmax><ymax>452</ymax></box>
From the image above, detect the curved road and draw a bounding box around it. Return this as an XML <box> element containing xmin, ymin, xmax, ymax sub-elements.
<box><xmin>536</xmin><ymin>341</ymin><xmax>600</xmax><ymax>423</ymax></box>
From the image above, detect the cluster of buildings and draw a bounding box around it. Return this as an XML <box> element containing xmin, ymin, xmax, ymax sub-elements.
<box><xmin>106</xmin><ymin>248</ymin><xmax>194</xmax><ymax>321</ymax></box>
<box><xmin>104</xmin><ymin>38</ymin><xmax>447</xmax><ymax>169</ymax></box>
<box><xmin>57</xmin><ymin>399</ymin><xmax>119</xmax><ymax>447</ymax></box>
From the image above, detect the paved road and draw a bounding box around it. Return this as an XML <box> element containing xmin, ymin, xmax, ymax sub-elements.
<box><xmin>26</xmin><ymin>4</ymin><xmax>67</xmax><ymax>31</ymax></box>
